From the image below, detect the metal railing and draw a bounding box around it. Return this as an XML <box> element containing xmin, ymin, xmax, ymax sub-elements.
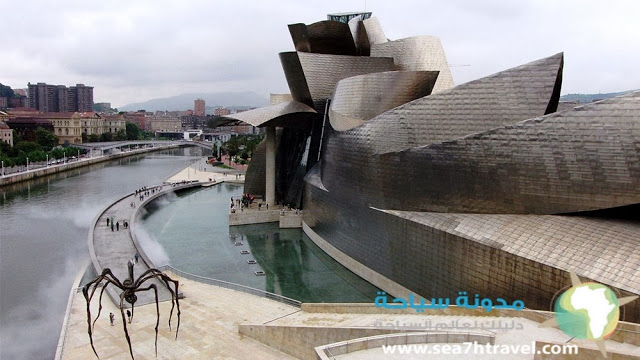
<box><xmin>157</xmin><ymin>265</ymin><xmax>301</xmax><ymax>308</ymax></box>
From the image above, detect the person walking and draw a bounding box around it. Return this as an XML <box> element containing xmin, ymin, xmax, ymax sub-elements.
<box><xmin>109</xmin><ymin>312</ymin><xmax>115</xmax><ymax>326</ymax></box>
<box><xmin>134</xmin><ymin>253</ymin><xmax>139</xmax><ymax>263</ymax></box>
<box><xmin>106</xmin><ymin>218</ymin><xmax>110</xmax><ymax>226</ymax></box>
<box><xmin>126</xmin><ymin>309</ymin><xmax>132</xmax><ymax>323</ymax></box>
<box><xmin>116</xmin><ymin>222</ymin><xmax>120</xmax><ymax>231</ymax></box>
<box><xmin>111</xmin><ymin>223</ymin><xmax>114</xmax><ymax>232</ymax></box>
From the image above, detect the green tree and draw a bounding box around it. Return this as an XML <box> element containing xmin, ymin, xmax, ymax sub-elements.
<box><xmin>125</xmin><ymin>122</ymin><xmax>141</xmax><ymax>140</ymax></box>
<box><xmin>50</xmin><ymin>147</ymin><xmax>65</xmax><ymax>159</ymax></box>
<box><xmin>115</xmin><ymin>129</ymin><xmax>127</xmax><ymax>141</ymax></box>
<box><xmin>0</xmin><ymin>154</ymin><xmax>14</xmax><ymax>167</ymax></box>
<box><xmin>205</xmin><ymin>116</ymin><xmax>225</xmax><ymax>129</ymax></box>
<box><xmin>15</xmin><ymin>141</ymin><xmax>42</xmax><ymax>154</ymax></box>
<box><xmin>0</xmin><ymin>140</ymin><xmax>15</xmax><ymax>157</ymax></box>
<box><xmin>64</xmin><ymin>145</ymin><xmax>83</xmax><ymax>157</ymax></box>
<box><xmin>99</xmin><ymin>132</ymin><xmax>113</xmax><ymax>142</ymax></box>
<box><xmin>35</xmin><ymin>127</ymin><xmax>59</xmax><ymax>151</ymax></box>
<box><xmin>240</xmin><ymin>151</ymin><xmax>249</xmax><ymax>161</ymax></box>
<box><xmin>0</xmin><ymin>83</ymin><xmax>14</xmax><ymax>98</ymax></box>
<box><xmin>12</xmin><ymin>130</ymin><xmax>22</xmax><ymax>144</ymax></box>
<box><xmin>27</xmin><ymin>150</ymin><xmax>47</xmax><ymax>162</ymax></box>
<box><xmin>224</xmin><ymin>136</ymin><xmax>240</xmax><ymax>157</ymax></box>
<box><xmin>89</xmin><ymin>134</ymin><xmax>100</xmax><ymax>142</ymax></box>
<box><xmin>14</xmin><ymin>150</ymin><xmax>27</xmax><ymax>165</ymax></box>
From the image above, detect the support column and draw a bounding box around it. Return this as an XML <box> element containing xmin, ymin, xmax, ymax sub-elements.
<box><xmin>265</xmin><ymin>126</ymin><xmax>276</xmax><ymax>207</ymax></box>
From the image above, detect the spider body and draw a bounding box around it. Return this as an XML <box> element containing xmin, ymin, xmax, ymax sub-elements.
<box><xmin>82</xmin><ymin>262</ymin><xmax>181</xmax><ymax>359</ymax></box>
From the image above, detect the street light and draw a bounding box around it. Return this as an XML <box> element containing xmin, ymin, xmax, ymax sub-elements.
<box><xmin>46</xmin><ymin>154</ymin><xmax>49</xmax><ymax>166</ymax></box>
<box><xmin>1</xmin><ymin>160</ymin><xmax>4</xmax><ymax>177</ymax></box>
<box><xmin>63</xmin><ymin>151</ymin><xmax>66</xmax><ymax>164</ymax></box>
<box><xmin>26</xmin><ymin>157</ymin><xmax>29</xmax><ymax>171</ymax></box>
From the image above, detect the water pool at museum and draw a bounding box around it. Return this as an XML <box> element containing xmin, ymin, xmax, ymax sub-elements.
<box><xmin>137</xmin><ymin>184</ymin><xmax>380</xmax><ymax>303</ymax></box>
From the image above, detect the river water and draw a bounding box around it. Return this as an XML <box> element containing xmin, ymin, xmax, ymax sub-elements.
<box><xmin>0</xmin><ymin>147</ymin><xmax>205</xmax><ymax>360</ymax></box>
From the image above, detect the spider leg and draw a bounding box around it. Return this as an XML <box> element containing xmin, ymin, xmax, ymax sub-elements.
<box><xmin>167</xmin><ymin>277</ymin><xmax>181</xmax><ymax>339</ymax></box>
<box><xmin>134</xmin><ymin>272</ymin><xmax>181</xmax><ymax>338</ymax></box>
<box><xmin>120</xmin><ymin>292</ymin><xmax>135</xmax><ymax>360</ymax></box>
<box><xmin>130</xmin><ymin>301</ymin><xmax>135</xmax><ymax>323</ymax></box>
<box><xmin>82</xmin><ymin>284</ymin><xmax>101</xmax><ymax>359</ymax></box>
<box><xmin>135</xmin><ymin>284</ymin><xmax>160</xmax><ymax>357</ymax></box>
<box><xmin>82</xmin><ymin>271</ymin><xmax>122</xmax><ymax>359</ymax></box>
<box><xmin>92</xmin><ymin>278</ymin><xmax>117</xmax><ymax>329</ymax></box>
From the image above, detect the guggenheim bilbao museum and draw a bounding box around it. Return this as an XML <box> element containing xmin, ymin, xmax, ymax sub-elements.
<box><xmin>222</xmin><ymin>12</ymin><xmax>640</xmax><ymax>322</ymax></box>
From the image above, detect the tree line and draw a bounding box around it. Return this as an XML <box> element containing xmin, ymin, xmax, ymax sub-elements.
<box><xmin>0</xmin><ymin>127</ymin><xmax>83</xmax><ymax>167</ymax></box>
<box><xmin>0</xmin><ymin>122</ymin><xmax>151</xmax><ymax>167</ymax></box>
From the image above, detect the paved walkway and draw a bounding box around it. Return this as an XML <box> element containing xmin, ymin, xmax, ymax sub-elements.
<box><xmin>60</xmin><ymin>272</ymin><xmax>299</xmax><ymax>359</ymax></box>
<box><xmin>91</xmin><ymin>185</ymin><xmax>177</xmax><ymax>305</ymax></box>
<box><xmin>165</xmin><ymin>157</ymin><xmax>245</xmax><ymax>184</ymax></box>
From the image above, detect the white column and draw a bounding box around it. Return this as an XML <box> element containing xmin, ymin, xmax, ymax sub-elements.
<box><xmin>265</xmin><ymin>126</ymin><xmax>276</xmax><ymax>207</ymax></box>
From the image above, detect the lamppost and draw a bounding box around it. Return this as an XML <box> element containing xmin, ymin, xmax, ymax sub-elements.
<box><xmin>26</xmin><ymin>157</ymin><xmax>29</xmax><ymax>171</ymax></box>
<box><xmin>1</xmin><ymin>160</ymin><xmax>4</xmax><ymax>177</ymax></box>
<box><xmin>63</xmin><ymin>151</ymin><xmax>66</xmax><ymax>164</ymax></box>
<box><xmin>46</xmin><ymin>154</ymin><xmax>49</xmax><ymax>166</ymax></box>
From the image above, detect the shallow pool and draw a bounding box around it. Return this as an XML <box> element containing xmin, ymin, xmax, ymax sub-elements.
<box><xmin>138</xmin><ymin>183</ymin><xmax>380</xmax><ymax>303</ymax></box>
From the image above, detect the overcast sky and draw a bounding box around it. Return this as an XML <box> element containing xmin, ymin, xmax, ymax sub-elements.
<box><xmin>1</xmin><ymin>0</ymin><xmax>638</xmax><ymax>108</ymax></box>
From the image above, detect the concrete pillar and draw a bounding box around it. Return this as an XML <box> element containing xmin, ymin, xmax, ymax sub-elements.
<box><xmin>265</xmin><ymin>126</ymin><xmax>276</xmax><ymax>207</ymax></box>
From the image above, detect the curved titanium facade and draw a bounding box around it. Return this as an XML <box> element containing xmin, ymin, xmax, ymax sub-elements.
<box><xmin>362</xmin><ymin>17</ymin><xmax>387</xmax><ymax>45</ymax></box>
<box><xmin>280</xmin><ymin>51</ymin><xmax>396</xmax><ymax>105</ymax></box>
<box><xmin>371</xmin><ymin>36</ymin><xmax>455</xmax><ymax>93</ymax></box>
<box><xmin>348</xmin><ymin>15</ymin><xmax>370</xmax><ymax>56</ymax></box>
<box><xmin>329</xmin><ymin>70</ymin><xmax>439</xmax><ymax>131</ymax></box>
<box><xmin>288</xmin><ymin>20</ymin><xmax>357</xmax><ymax>55</ymax></box>
<box><xmin>218</xmin><ymin>100</ymin><xmax>318</xmax><ymax>129</ymax></box>
<box><xmin>303</xmin><ymin>176</ymin><xmax>640</xmax><ymax>321</ymax></box>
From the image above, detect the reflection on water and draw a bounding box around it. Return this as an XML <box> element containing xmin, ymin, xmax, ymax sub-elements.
<box><xmin>139</xmin><ymin>184</ymin><xmax>380</xmax><ymax>303</ymax></box>
<box><xmin>0</xmin><ymin>147</ymin><xmax>208</xmax><ymax>360</ymax></box>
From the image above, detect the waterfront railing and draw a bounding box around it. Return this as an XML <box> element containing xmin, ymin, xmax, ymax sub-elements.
<box><xmin>157</xmin><ymin>265</ymin><xmax>302</xmax><ymax>308</ymax></box>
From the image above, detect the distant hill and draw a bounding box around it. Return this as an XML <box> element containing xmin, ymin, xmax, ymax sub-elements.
<box><xmin>560</xmin><ymin>90</ymin><xmax>636</xmax><ymax>104</ymax></box>
<box><xmin>119</xmin><ymin>92</ymin><xmax>269</xmax><ymax>112</ymax></box>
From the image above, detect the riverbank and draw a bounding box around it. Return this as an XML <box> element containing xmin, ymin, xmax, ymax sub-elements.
<box><xmin>0</xmin><ymin>144</ymin><xmax>180</xmax><ymax>188</ymax></box>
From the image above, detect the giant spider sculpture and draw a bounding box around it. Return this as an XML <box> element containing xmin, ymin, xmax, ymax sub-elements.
<box><xmin>82</xmin><ymin>261</ymin><xmax>181</xmax><ymax>359</ymax></box>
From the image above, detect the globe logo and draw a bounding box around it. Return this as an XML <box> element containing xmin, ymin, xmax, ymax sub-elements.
<box><xmin>554</xmin><ymin>282</ymin><xmax>619</xmax><ymax>340</ymax></box>
<box><xmin>540</xmin><ymin>271</ymin><xmax>638</xmax><ymax>356</ymax></box>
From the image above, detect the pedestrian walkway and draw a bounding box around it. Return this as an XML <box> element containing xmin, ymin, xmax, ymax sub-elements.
<box><xmin>91</xmin><ymin>186</ymin><xmax>177</xmax><ymax>305</ymax></box>
<box><xmin>60</xmin><ymin>272</ymin><xmax>299</xmax><ymax>359</ymax></box>
<box><xmin>165</xmin><ymin>157</ymin><xmax>244</xmax><ymax>184</ymax></box>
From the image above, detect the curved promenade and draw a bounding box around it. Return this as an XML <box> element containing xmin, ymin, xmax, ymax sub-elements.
<box><xmin>88</xmin><ymin>181</ymin><xmax>203</xmax><ymax>306</ymax></box>
<box><xmin>88</xmin><ymin>158</ymin><xmax>244</xmax><ymax>306</ymax></box>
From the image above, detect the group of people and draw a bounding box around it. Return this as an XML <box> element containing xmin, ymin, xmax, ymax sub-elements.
<box><xmin>280</xmin><ymin>208</ymin><xmax>302</xmax><ymax>215</ymax></box>
<box><xmin>106</xmin><ymin>217</ymin><xmax>129</xmax><ymax>231</ymax></box>
<box><xmin>136</xmin><ymin>185</ymin><xmax>162</xmax><ymax>202</ymax></box>
<box><xmin>170</xmin><ymin>180</ymin><xmax>198</xmax><ymax>187</ymax></box>
<box><xmin>109</xmin><ymin>309</ymin><xmax>133</xmax><ymax>326</ymax></box>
